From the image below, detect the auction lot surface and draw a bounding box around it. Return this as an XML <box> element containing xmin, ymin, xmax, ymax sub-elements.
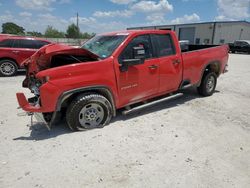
<box><xmin>0</xmin><ymin>54</ymin><xmax>250</xmax><ymax>188</ymax></box>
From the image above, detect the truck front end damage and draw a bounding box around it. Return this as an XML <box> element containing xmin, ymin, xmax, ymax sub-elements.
<box><xmin>16</xmin><ymin>79</ymin><xmax>62</xmax><ymax>129</ymax></box>
<box><xmin>16</xmin><ymin>44</ymin><xmax>100</xmax><ymax>129</ymax></box>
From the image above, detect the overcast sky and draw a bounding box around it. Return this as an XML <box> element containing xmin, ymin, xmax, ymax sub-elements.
<box><xmin>0</xmin><ymin>0</ymin><xmax>249</xmax><ymax>33</ymax></box>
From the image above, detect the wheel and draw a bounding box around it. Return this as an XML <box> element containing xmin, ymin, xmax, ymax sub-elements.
<box><xmin>66</xmin><ymin>93</ymin><xmax>113</xmax><ymax>131</ymax></box>
<box><xmin>0</xmin><ymin>60</ymin><xmax>18</xmax><ymax>77</ymax></box>
<box><xmin>197</xmin><ymin>72</ymin><xmax>217</xmax><ymax>97</ymax></box>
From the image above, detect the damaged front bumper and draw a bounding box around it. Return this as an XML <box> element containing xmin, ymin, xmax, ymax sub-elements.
<box><xmin>16</xmin><ymin>93</ymin><xmax>44</xmax><ymax>113</ymax></box>
<box><xmin>16</xmin><ymin>93</ymin><xmax>52</xmax><ymax>130</ymax></box>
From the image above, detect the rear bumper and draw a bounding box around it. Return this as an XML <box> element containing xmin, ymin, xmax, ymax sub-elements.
<box><xmin>16</xmin><ymin>93</ymin><xmax>45</xmax><ymax>113</ymax></box>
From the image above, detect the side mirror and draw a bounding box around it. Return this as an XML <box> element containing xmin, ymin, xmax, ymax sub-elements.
<box><xmin>133</xmin><ymin>46</ymin><xmax>146</xmax><ymax>59</ymax></box>
<box><xmin>119</xmin><ymin>46</ymin><xmax>146</xmax><ymax>72</ymax></box>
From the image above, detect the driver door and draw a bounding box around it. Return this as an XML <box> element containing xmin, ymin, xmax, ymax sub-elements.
<box><xmin>114</xmin><ymin>34</ymin><xmax>159</xmax><ymax>107</ymax></box>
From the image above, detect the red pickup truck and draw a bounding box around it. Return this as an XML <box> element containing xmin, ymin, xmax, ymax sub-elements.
<box><xmin>16</xmin><ymin>30</ymin><xmax>229</xmax><ymax>131</ymax></box>
<box><xmin>0</xmin><ymin>35</ymin><xmax>51</xmax><ymax>76</ymax></box>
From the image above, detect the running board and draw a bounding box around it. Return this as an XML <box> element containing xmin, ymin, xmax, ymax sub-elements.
<box><xmin>180</xmin><ymin>84</ymin><xmax>193</xmax><ymax>90</ymax></box>
<box><xmin>122</xmin><ymin>93</ymin><xmax>183</xmax><ymax>115</ymax></box>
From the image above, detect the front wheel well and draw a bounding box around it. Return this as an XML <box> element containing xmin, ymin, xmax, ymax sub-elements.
<box><xmin>58</xmin><ymin>88</ymin><xmax>116</xmax><ymax>117</ymax></box>
<box><xmin>0</xmin><ymin>57</ymin><xmax>19</xmax><ymax>68</ymax></box>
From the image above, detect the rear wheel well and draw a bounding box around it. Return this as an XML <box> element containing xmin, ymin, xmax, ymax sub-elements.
<box><xmin>198</xmin><ymin>62</ymin><xmax>220</xmax><ymax>87</ymax></box>
<box><xmin>59</xmin><ymin>88</ymin><xmax>116</xmax><ymax>117</ymax></box>
<box><xmin>204</xmin><ymin>62</ymin><xmax>220</xmax><ymax>76</ymax></box>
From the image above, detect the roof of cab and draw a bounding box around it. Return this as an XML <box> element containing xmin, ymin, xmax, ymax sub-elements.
<box><xmin>235</xmin><ymin>40</ymin><xmax>250</xmax><ymax>44</ymax></box>
<box><xmin>101</xmin><ymin>30</ymin><xmax>173</xmax><ymax>36</ymax></box>
<box><xmin>0</xmin><ymin>35</ymin><xmax>51</xmax><ymax>43</ymax></box>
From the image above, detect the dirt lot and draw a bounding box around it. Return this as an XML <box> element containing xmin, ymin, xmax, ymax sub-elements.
<box><xmin>0</xmin><ymin>54</ymin><xmax>250</xmax><ymax>188</ymax></box>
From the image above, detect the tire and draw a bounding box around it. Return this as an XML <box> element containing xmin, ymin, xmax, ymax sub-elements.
<box><xmin>66</xmin><ymin>93</ymin><xmax>113</xmax><ymax>131</ymax></box>
<box><xmin>197</xmin><ymin>72</ymin><xmax>217</xmax><ymax>97</ymax></box>
<box><xmin>0</xmin><ymin>59</ymin><xmax>18</xmax><ymax>77</ymax></box>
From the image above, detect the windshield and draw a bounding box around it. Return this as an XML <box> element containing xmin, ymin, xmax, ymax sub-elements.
<box><xmin>81</xmin><ymin>35</ymin><xmax>127</xmax><ymax>59</ymax></box>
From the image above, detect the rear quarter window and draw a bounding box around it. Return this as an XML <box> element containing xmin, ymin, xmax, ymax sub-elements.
<box><xmin>35</xmin><ymin>40</ymin><xmax>50</xmax><ymax>49</ymax></box>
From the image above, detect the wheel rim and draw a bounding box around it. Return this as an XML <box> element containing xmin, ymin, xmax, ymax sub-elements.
<box><xmin>78</xmin><ymin>103</ymin><xmax>105</xmax><ymax>129</ymax></box>
<box><xmin>0</xmin><ymin>62</ymin><xmax>16</xmax><ymax>76</ymax></box>
<box><xmin>206</xmin><ymin>75</ymin><xmax>215</xmax><ymax>93</ymax></box>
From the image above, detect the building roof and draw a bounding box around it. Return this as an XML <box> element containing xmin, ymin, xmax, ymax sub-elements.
<box><xmin>128</xmin><ymin>20</ymin><xmax>250</xmax><ymax>30</ymax></box>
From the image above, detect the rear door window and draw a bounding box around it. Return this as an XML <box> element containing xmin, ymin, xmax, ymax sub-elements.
<box><xmin>234</xmin><ymin>41</ymin><xmax>242</xmax><ymax>46</ymax></box>
<box><xmin>151</xmin><ymin>34</ymin><xmax>176</xmax><ymax>57</ymax></box>
<box><xmin>17</xmin><ymin>39</ymin><xmax>38</xmax><ymax>49</ymax></box>
<box><xmin>0</xmin><ymin>39</ymin><xmax>15</xmax><ymax>48</ymax></box>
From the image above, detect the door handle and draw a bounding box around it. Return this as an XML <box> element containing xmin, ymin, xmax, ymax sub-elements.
<box><xmin>12</xmin><ymin>51</ymin><xmax>20</xmax><ymax>54</ymax></box>
<box><xmin>148</xmin><ymin>65</ymin><xmax>158</xmax><ymax>69</ymax></box>
<box><xmin>172</xmin><ymin>59</ymin><xmax>181</xmax><ymax>65</ymax></box>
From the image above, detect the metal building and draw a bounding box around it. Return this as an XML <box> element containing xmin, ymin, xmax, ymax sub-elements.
<box><xmin>127</xmin><ymin>21</ymin><xmax>250</xmax><ymax>45</ymax></box>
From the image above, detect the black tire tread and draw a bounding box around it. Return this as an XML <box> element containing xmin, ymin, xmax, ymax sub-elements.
<box><xmin>66</xmin><ymin>93</ymin><xmax>112</xmax><ymax>131</ymax></box>
<box><xmin>197</xmin><ymin>72</ymin><xmax>217</xmax><ymax>97</ymax></box>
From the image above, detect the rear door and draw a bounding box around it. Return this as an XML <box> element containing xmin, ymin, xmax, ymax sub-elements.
<box><xmin>114</xmin><ymin>34</ymin><xmax>160</xmax><ymax>107</ymax></box>
<box><xmin>12</xmin><ymin>39</ymin><xmax>38</xmax><ymax>65</ymax></box>
<box><xmin>151</xmin><ymin>33</ymin><xmax>182</xmax><ymax>93</ymax></box>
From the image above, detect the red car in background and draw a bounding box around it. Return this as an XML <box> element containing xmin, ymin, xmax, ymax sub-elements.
<box><xmin>0</xmin><ymin>35</ymin><xmax>51</xmax><ymax>76</ymax></box>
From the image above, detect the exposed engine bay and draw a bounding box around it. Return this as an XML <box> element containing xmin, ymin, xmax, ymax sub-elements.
<box><xmin>20</xmin><ymin>44</ymin><xmax>101</xmax><ymax>125</ymax></box>
<box><xmin>50</xmin><ymin>54</ymin><xmax>97</xmax><ymax>68</ymax></box>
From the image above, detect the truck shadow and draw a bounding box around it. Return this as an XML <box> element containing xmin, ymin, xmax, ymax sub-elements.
<box><xmin>13</xmin><ymin>87</ymin><xmax>219</xmax><ymax>141</ymax></box>
<box><xmin>112</xmin><ymin>87</ymin><xmax>202</xmax><ymax>122</ymax></box>
<box><xmin>13</xmin><ymin>122</ymin><xmax>72</xmax><ymax>141</ymax></box>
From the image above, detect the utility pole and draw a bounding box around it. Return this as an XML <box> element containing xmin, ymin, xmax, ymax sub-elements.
<box><xmin>76</xmin><ymin>12</ymin><xmax>79</xmax><ymax>38</ymax></box>
<box><xmin>239</xmin><ymin>29</ymin><xmax>243</xmax><ymax>40</ymax></box>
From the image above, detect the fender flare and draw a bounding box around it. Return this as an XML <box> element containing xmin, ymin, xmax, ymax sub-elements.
<box><xmin>56</xmin><ymin>85</ymin><xmax>117</xmax><ymax>117</ymax></box>
<box><xmin>197</xmin><ymin>61</ymin><xmax>221</xmax><ymax>86</ymax></box>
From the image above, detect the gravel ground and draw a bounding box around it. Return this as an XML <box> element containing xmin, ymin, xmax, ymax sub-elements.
<box><xmin>0</xmin><ymin>54</ymin><xmax>249</xmax><ymax>188</ymax></box>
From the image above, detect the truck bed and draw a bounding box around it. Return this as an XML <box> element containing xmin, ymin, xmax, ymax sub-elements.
<box><xmin>181</xmin><ymin>44</ymin><xmax>219</xmax><ymax>52</ymax></box>
<box><xmin>181</xmin><ymin>44</ymin><xmax>229</xmax><ymax>85</ymax></box>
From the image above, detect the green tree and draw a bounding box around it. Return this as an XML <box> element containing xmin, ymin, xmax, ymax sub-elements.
<box><xmin>26</xmin><ymin>31</ymin><xmax>43</xmax><ymax>37</ymax></box>
<box><xmin>80</xmin><ymin>32</ymin><xmax>96</xmax><ymax>39</ymax></box>
<box><xmin>44</xmin><ymin>25</ymin><xmax>65</xmax><ymax>38</ymax></box>
<box><xmin>66</xmin><ymin>23</ymin><xmax>79</xmax><ymax>38</ymax></box>
<box><xmin>2</xmin><ymin>22</ymin><xmax>25</xmax><ymax>35</ymax></box>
